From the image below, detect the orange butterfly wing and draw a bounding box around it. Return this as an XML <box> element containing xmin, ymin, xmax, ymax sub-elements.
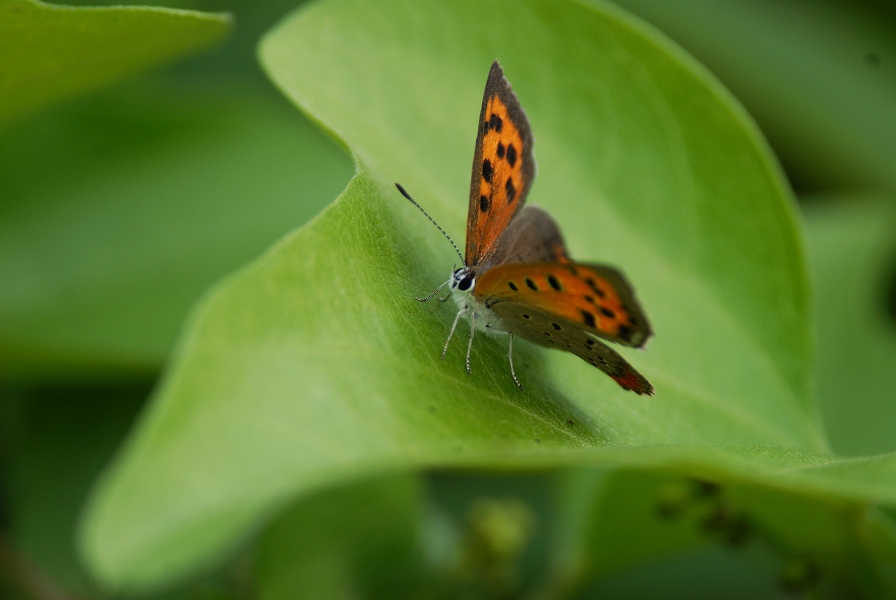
<box><xmin>466</xmin><ymin>61</ymin><xmax>536</xmax><ymax>268</ymax></box>
<box><xmin>474</xmin><ymin>262</ymin><xmax>652</xmax><ymax>347</ymax></box>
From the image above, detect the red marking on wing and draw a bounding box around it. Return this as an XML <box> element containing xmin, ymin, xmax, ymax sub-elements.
<box><xmin>611</xmin><ymin>369</ymin><xmax>654</xmax><ymax>396</ymax></box>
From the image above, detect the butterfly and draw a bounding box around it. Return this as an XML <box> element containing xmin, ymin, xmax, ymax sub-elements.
<box><xmin>396</xmin><ymin>60</ymin><xmax>653</xmax><ymax>395</ymax></box>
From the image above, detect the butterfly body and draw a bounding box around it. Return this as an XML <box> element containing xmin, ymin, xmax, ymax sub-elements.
<box><xmin>398</xmin><ymin>61</ymin><xmax>654</xmax><ymax>395</ymax></box>
<box><xmin>447</xmin><ymin>266</ymin><xmax>505</xmax><ymax>335</ymax></box>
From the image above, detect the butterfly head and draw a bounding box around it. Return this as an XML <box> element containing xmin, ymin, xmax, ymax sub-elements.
<box><xmin>450</xmin><ymin>267</ymin><xmax>476</xmax><ymax>295</ymax></box>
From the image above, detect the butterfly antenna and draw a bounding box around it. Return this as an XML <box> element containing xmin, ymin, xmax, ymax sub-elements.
<box><xmin>395</xmin><ymin>183</ymin><xmax>465</xmax><ymax>265</ymax></box>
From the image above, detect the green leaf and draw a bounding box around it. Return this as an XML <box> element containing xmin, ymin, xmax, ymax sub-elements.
<box><xmin>804</xmin><ymin>196</ymin><xmax>896</xmax><ymax>456</ymax></box>
<box><xmin>0</xmin><ymin>78</ymin><xmax>353</xmax><ymax>382</ymax></box>
<box><xmin>81</xmin><ymin>0</ymin><xmax>896</xmax><ymax>591</ymax></box>
<box><xmin>48</xmin><ymin>0</ymin><xmax>314</xmax><ymax>80</ymax></box>
<box><xmin>554</xmin><ymin>470</ymin><xmax>709</xmax><ymax>590</ymax></box>
<box><xmin>558</xmin><ymin>469</ymin><xmax>896</xmax><ymax>596</ymax></box>
<box><xmin>0</xmin><ymin>0</ymin><xmax>230</xmax><ymax>127</ymax></box>
<box><xmin>254</xmin><ymin>475</ymin><xmax>424</xmax><ymax>599</ymax></box>
<box><xmin>611</xmin><ymin>0</ymin><xmax>896</xmax><ymax>193</ymax></box>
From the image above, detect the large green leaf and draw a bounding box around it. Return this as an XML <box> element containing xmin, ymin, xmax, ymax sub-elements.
<box><xmin>0</xmin><ymin>0</ymin><xmax>230</xmax><ymax>127</ymax></box>
<box><xmin>804</xmin><ymin>196</ymin><xmax>896</xmax><ymax>456</ymax></box>
<box><xmin>80</xmin><ymin>0</ymin><xmax>896</xmax><ymax>591</ymax></box>
<box><xmin>0</xmin><ymin>78</ymin><xmax>352</xmax><ymax>382</ymax></box>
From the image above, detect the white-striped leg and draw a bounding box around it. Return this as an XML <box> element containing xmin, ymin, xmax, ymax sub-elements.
<box><xmin>489</xmin><ymin>329</ymin><xmax>524</xmax><ymax>390</ymax></box>
<box><xmin>465</xmin><ymin>312</ymin><xmax>476</xmax><ymax>374</ymax></box>
<box><xmin>416</xmin><ymin>280</ymin><xmax>448</xmax><ymax>302</ymax></box>
<box><xmin>442</xmin><ymin>307</ymin><xmax>468</xmax><ymax>359</ymax></box>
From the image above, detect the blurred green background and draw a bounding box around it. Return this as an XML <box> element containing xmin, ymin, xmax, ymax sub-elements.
<box><xmin>1</xmin><ymin>0</ymin><xmax>895</xmax><ymax>598</ymax></box>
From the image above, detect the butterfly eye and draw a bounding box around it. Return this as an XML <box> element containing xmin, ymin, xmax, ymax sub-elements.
<box><xmin>457</xmin><ymin>275</ymin><xmax>475</xmax><ymax>291</ymax></box>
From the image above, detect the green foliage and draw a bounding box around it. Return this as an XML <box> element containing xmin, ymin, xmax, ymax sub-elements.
<box><xmin>805</xmin><ymin>197</ymin><xmax>896</xmax><ymax>457</ymax></box>
<box><xmin>613</xmin><ymin>0</ymin><xmax>896</xmax><ymax>194</ymax></box>
<box><xmin>255</xmin><ymin>475</ymin><xmax>424</xmax><ymax>599</ymax></box>
<box><xmin>0</xmin><ymin>80</ymin><xmax>352</xmax><ymax>382</ymax></box>
<box><xmin>1</xmin><ymin>0</ymin><xmax>895</xmax><ymax>598</ymax></box>
<box><xmin>0</xmin><ymin>0</ymin><xmax>230</xmax><ymax>127</ymax></box>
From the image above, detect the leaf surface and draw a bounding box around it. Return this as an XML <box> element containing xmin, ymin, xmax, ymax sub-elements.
<box><xmin>0</xmin><ymin>0</ymin><xmax>229</xmax><ymax>126</ymax></box>
<box><xmin>79</xmin><ymin>0</ymin><xmax>896</xmax><ymax>590</ymax></box>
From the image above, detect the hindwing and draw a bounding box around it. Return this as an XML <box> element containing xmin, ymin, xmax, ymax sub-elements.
<box><xmin>475</xmin><ymin>261</ymin><xmax>652</xmax><ymax>348</ymax></box>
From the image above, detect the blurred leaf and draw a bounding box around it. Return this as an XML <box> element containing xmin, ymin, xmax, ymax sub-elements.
<box><xmin>547</xmin><ymin>469</ymin><xmax>896</xmax><ymax>597</ymax></box>
<box><xmin>577</xmin><ymin>546</ymin><xmax>786</xmax><ymax>600</ymax></box>
<box><xmin>0</xmin><ymin>0</ymin><xmax>230</xmax><ymax>127</ymax></box>
<box><xmin>254</xmin><ymin>475</ymin><xmax>424</xmax><ymax>600</ymax></box>
<box><xmin>527</xmin><ymin>469</ymin><xmax>707</xmax><ymax>597</ymax></box>
<box><xmin>0</xmin><ymin>78</ymin><xmax>353</xmax><ymax>383</ymax></box>
<box><xmin>558</xmin><ymin>470</ymin><xmax>785</xmax><ymax>599</ymax></box>
<box><xmin>727</xmin><ymin>485</ymin><xmax>896</xmax><ymax>596</ymax></box>
<box><xmin>46</xmin><ymin>0</ymin><xmax>311</xmax><ymax>80</ymax></box>
<box><xmin>804</xmin><ymin>196</ymin><xmax>896</xmax><ymax>456</ymax></box>
<box><xmin>426</xmin><ymin>472</ymin><xmax>558</xmax><ymax>598</ymax></box>
<box><xmin>610</xmin><ymin>0</ymin><xmax>896</xmax><ymax>193</ymax></box>
<box><xmin>82</xmin><ymin>0</ymin><xmax>896</xmax><ymax>591</ymax></box>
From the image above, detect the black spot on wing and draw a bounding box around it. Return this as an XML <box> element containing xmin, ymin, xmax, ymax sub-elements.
<box><xmin>496</xmin><ymin>142</ymin><xmax>505</xmax><ymax>158</ymax></box>
<box><xmin>489</xmin><ymin>113</ymin><xmax>503</xmax><ymax>132</ymax></box>
<box><xmin>551</xmin><ymin>323</ymin><xmax>562</xmax><ymax>330</ymax></box>
<box><xmin>547</xmin><ymin>275</ymin><xmax>562</xmax><ymax>291</ymax></box>
<box><xmin>586</xmin><ymin>277</ymin><xmax>606</xmax><ymax>298</ymax></box>
<box><xmin>525</xmin><ymin>277</ymin><xmax>538</xmax><ymax>291</ymax></box>
<box><xmin>506</xmin><ymin>144</ymin><xmax>517</xmax><ymax>167</ymax></box>
<box><xmin>581</xmin><ymin>310</ymin><xmax>596</xmax><ymax>328</ymax></box>
<box><xmin>479</xmin><ymin>195</ymin><xmax>490</xmax><ymax>212</ymax></box>
<box><xmin>600</xmin><ymin>307</ymin><xmax>615</xmax><ymax>319</ymax></box>
<box><xmin>482</xmin><ymin>159</ymin><xmax>493</xmax><ymax>183</ymax></box>
<box><xmin>508</xmin><ymin>281</ymin><xmax>518</xmax><ymax>291</ymax></box>
<box><xmin>505</xmin><ymin>178</ymin><xmax>516</xmax><ymax>202</ymax></box>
